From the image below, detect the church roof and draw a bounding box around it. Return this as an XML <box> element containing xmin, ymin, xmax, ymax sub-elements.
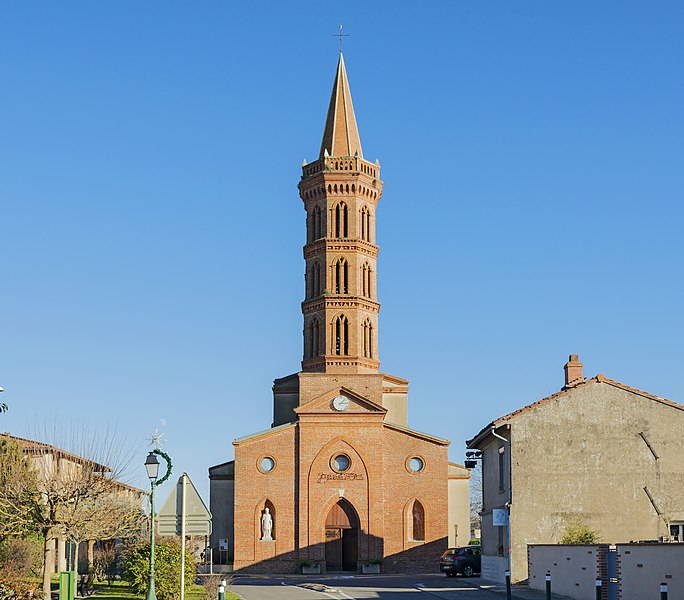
<box><xmin>466</xmin><ymin>375</ymin><xmax>684</xmax><ymax>448</ymax></box>
<box><xmin>319</xmin><ymin>52</ymin><xmax>363</xmax><ymax>159</ymax></box>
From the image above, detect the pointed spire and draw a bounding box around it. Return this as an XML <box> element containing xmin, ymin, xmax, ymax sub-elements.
<box><xmin>319</xmin><ymin>53</ymin><xmax>363</xmax><ymax>159</ymax></box>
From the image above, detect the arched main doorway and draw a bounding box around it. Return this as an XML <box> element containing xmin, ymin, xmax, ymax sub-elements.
<box><xmin>325</xmin><ymin>498</ymin><xmax>359</xmax><ymax>571</ymax></box>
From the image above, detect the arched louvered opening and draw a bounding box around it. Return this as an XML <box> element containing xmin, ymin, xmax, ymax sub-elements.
<box><xmin>311</xmin><ymin>317</ymin><xmax>320</xmax><ymax>357</ymax></box>
<box><xmin>313</xmin><ymin>261</ymin><xmax>322</xmax><ymax>297</ymax></box>
<box><xmin>335</xmin><ymin>258</ymin><xmax>349</xmax><ymax>294</ymax></box>
<box><xmin>334</xmin><ymin>202</ymin><xmax>348</xmax><ymax>238</ymax></box>
<box><xmin>360</xmin><ymin>206</ymin><xmax>371</xmax><ymax>242</ymax></box>
<box><xmin>361</xmin><ymin>263</ymin><xmax>372</xmax><ymax>298</ymax></box>
<box><xmin>334</xmin><ymin>315</ymin><xmax>349</xmax><ymax>356</ymax></box>
<box><xmin>313</xmin><ymin>205</ymin><xmax>322</xmax><ymax>240</ymax></box>
<box><xmin>362</xmin><ymin>319</ymin><xmax>373</xmax><ymax>359</ymax></box>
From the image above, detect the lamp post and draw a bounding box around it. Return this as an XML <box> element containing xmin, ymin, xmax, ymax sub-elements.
<box><xmin>145</xmin><ymin>452</ymin><xmax>160</xmax><ymax>600</ymax></box>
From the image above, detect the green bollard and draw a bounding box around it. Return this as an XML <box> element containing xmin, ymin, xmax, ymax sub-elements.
<box><xmin>218</xmin><ymin>579</ymin><xmax>226</xmax><ymax>600</ymax></box>
<box><xmin>545</xmin><ymin>573</ymin><xmax>551</xmax><ymax>600</ymax></box>
<box><xmin>58</xmin><ymin>571</ymin><xmax>75</xmax><ymax>600</ymax></box>
<box><xmin>505</xmin><ymin>569</ymin><xmax>512</xmax><ymax>600</ymax></box>
<box><xmin>660</xmin><ymin>582</ymin><xmax>668</xmax><ymax>600</ymax></box>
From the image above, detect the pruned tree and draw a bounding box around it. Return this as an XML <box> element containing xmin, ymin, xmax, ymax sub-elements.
<box><xmin>65</xmin><ymin>489</ymin><xmax>145</xmax><ymax>577</ymax></box>
<box><xmin>0</xmin><ymin>436</ymin><xmax>39</xmax><ymax>537</ymax></box>
<box><xmin>0</xmin><ymin>430</ymin><xmax>137</xmax><ymax>600</ymax></box>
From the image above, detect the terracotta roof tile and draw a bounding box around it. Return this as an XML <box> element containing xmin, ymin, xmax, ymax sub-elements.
<box><xmin>467</xmin><ymin>376</ymin><xmax>683</xmax><ymax>448</ymax></box>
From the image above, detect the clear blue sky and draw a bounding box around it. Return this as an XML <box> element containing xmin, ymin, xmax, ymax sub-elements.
<box><xmin>2</xmin><ymin>1</ymin><xmax>683</xmax><ymax>498</ymax></box>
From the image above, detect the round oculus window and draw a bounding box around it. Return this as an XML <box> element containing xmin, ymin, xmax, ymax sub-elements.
<box><xmin>408</xmin><ymin>457</ymin><xmax>425</xmax><ymax>473</ymax></box>
<box><xmin>332</xmin><ymin>454</ymin><xmax>350</xmax><ymax>472</ymax></box>
<box><xmin>259</xmin><ymin>456</ymin><xmax>275</xmax><ymax>473</ymax></box>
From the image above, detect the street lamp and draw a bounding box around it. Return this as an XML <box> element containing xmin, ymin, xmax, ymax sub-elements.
<box><xmin>145</xmin><ymin>452</ymin><xmax>160</xmax><ymax>600</ymax></box>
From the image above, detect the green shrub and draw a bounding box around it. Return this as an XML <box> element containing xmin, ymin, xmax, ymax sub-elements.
<box><xmin>560</xmin><ymin>521</ymin><xmax>600</xmax><ymax>544</ymax></box>
<box><xmin>0</xmin><ymin>537</ymin><xmax>43</xmax><ymax>578</ymax></box>
<box><xmin>122</xmin><ymin>541</ymin><xmax>194</xmax><ymax>600</ymax></box>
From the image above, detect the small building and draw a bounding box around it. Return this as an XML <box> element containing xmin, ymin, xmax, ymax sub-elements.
<box><xmin>466</xmin><ymin>355</ymin><xmax>684</xmax><ymax>583</ymax></box>
<box><xmin>1</xmin><ymin>433</ymin><xmax>145</xmax><ymax>575</ymax></box>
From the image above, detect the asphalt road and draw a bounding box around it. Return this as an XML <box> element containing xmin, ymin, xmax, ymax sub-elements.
<box><xmin>230</xmin><ymin>574</ymin><xmax>505</xmax><ymax>600</ymax></box>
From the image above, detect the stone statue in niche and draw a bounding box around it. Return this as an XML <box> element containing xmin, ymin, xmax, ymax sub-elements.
<box><xmin>261</xmin><ymin>507</ymin><xmax>273</xmax><ymax>541</ymax></box>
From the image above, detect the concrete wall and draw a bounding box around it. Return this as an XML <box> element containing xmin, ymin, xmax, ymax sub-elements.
<box><xmin>209</xmin><ymin>461</ymin><xmax>234</xmax><ymax>563</ymax></box>
<box><xmin>528</xmin><ymin>545</ymin><xmax>603</xmax><ymax>599</ymax></box>
<box><xmin>447</xmin><ymin>463</ymin><xmax>471</xmax><ymax>548</ymax></box>
<box><xmin>478</xmin><ymin>427</ymin><xmax>510</xmax><ymax>578</ymax></box>
<box><xmin>617</xmin><ymin>544</ymin><xmax>683</xmax><ymax>600</ymax></box>
<box><xmin>508</xmin><ymin>380</ymin><xmax>684</xmax><ymax>582</ymax></box>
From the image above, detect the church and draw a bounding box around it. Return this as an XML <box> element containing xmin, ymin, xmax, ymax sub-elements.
<box><xmin>209</xmin><ymin>52</ymin><xmax>469</xmax><ymax>574</ymax></box>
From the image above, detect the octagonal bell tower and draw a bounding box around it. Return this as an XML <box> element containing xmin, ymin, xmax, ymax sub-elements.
<box><xmin>299</xmin><ymin>52</ymin><xmax>383</xmax><ymax>374</ymax></box>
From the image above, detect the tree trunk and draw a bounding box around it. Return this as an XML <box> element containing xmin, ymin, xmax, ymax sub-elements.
<box><xmin>87</xmin><ymin>540</ymin><xmax>95</xmax><ymax>574</ymax></box>
<box><xmin>73</xmin><ymin>542</ymin><xmax>79</xmax><ymax>582</ymax></box>
<box><xmin>42</xmin><ymin>532</ymin><xmax>53</xmax><ymax>600</ymax></box>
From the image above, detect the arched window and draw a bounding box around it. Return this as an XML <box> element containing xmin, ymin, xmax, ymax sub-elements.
<box><xmin>362</xmin><ymin>318</ymin><xmax>373</xmax><ymax>358</ymax></box>
<box><xmin>311</xmin><ymin>317</ymin><xmax>320</xmax><ymax>357</ymax></box>
<box><xmin>313</xmin><ymin>206</ymin><xmax>322</xmax><ymax>240</ymax></box>
<box><xmin>313</xmin><ymin>261</ymin><xmax>321</xmax><ymax>297</ymax></box>
<box><xmin>334</xmin><ymin>314</ymin><xmax>349</xmax><ymax>356</ymax></box>
<box><xmin>411</xmin><ymin>500</ymin><xmax>425</xmax><ymax>541</ymax></box>
<box><xmin>334</xmin><ymin>202</ymin><xmax>348</xmax><ymax>238</ymax></box>
<box><xmin>360</xmin><ymin>206</ymin><xmax>371</xmax><ymax>242</ymax></box>
<box><xmin>361</xmin><ymin>263</ymin><xmax>372</xmax><ymax>298</ymax></box>
<box><xmin>334</xmin><ymin>258</ymin><xmax>348</xmax><ymax>294</ymax></box>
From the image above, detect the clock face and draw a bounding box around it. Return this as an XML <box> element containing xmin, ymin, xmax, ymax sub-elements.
<box><xmin>332</xmin><ymin>395</ymin><xmax>350</xmax><ymax>411</ymax></box>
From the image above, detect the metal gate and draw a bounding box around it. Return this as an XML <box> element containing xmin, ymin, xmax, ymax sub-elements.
<box><xmin>607</xmin><ymin>546</ymin><xmax>618</xmax><ymax>600</ymax></box>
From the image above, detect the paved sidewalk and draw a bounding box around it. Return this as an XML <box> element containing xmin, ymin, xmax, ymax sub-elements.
<box><xmin>476</xmin><ymin>579</ymin><xmax>572</xmax><ymax>600</ymax></box>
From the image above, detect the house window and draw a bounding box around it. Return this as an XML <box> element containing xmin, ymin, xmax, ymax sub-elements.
<box><xmin>671</xmin><ymin>523</ymin><xmax>684</xmax><ymax>541</ymax></box>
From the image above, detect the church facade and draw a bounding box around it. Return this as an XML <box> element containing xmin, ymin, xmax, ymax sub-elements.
<box><xmin>209</xmin><ymin>53</ymin><xmax>469</xmax><ymax>573</ymax></box>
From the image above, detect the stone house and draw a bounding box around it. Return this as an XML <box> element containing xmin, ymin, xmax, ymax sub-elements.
<box><xmin>2</xmin><ymin>433</ymin><xmax>145</xmax><ymax>575</ymax></box>
<box><xmin>466</xmin><ymin>355</ymin><xmax>684</xmax><ymax>583</ymax></box>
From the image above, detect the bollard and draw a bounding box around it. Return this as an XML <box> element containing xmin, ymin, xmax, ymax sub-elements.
<box><xmin>545</xmin><ymin>573</ymin><xmax>551</xmax><ymax>600</ymax></box>
<box><xmin>595</xmin><ymin>578</ymin><xmax>602</xmax><ymax>600</ymax></box>
<box><xmin>660</xmin><ymin>582</ymin><xmax>668</xmax><ymax>600</ymax></box>
<box><xmin>218</xmin><ymin>580</ymin><xmax>225</xmax><ymax>600</ymax></box>
<box><xmin>505</xmin><ymin>569</ymin><xmax>512</xmax><ymax>600</ymax></box>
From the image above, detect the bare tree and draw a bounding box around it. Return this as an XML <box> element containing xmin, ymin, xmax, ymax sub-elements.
<box><xmin>66</xmin><ymin>488</ymin><xmax>145</xmax><ymax>577</ymax></box>
<box><xmin>469</xmin><ymin>463</ymin><xmax>483</xmax><ymax>539</ymax></box>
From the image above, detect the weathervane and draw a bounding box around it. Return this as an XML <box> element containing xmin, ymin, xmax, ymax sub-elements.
<box><xmin>147</xmin><ymin>429</ymin><xmax>166</xmax><ymax>449</ymax></box>
<box><xmin>333</xmin><ymin>24</ymin><xmax>349</xmax><ymax>52</ymax></box>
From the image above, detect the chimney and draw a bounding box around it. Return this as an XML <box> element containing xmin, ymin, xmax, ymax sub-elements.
<box><xmin>563</xmin><ymin>354</ymin><xmax>584</xmax><ymax>389</ymax></box>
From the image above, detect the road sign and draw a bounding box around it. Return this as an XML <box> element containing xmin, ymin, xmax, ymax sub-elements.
<box><xmin>493</xmin><ymin>508</ymin><xmax>509</xmax><ymax>526</ymax></box>
<box><xmin>157</xmin><ymin>473</ymin><xmax>212</xmax><ymax>536</ymax></box>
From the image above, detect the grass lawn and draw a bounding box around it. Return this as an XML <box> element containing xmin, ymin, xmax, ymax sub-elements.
<box><xmin>91</xmin><ymin>581</ymin><xmax>239</xmax><ymax>600</ymax></box>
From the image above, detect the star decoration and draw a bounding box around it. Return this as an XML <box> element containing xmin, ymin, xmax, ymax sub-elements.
<box><xmin>147</xmin><ymin>429</ymin><xmax>166</xmax><ymax>449</ymax></box>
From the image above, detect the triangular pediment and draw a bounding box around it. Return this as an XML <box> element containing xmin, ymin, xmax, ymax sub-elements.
<box><xmin>294</xmin><ymin>386</ymin><xmax>387</xmax><ymax>416</ymax></box>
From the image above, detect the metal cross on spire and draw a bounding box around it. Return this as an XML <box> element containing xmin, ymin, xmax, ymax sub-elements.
<box><xmin>333</xmin><ymin>24</ymin><xmax>349</xmax><ymax>53</ymax></box>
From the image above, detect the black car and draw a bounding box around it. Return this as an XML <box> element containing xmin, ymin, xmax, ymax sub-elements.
<box><xmin>439</xmin><ymin>545</ymin><xmax>481</xmax><ymax>577</ymax></box>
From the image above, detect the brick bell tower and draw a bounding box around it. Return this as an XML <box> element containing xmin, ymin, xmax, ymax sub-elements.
<box><xmin>299</xmin><ymin>51</ymin><xmax>383</xmax><ymax>374</ymax></box>
<box><xmin>272</xmin><ymin>52</ymin><xmax>409</xmax><ymax>428</ymax></box>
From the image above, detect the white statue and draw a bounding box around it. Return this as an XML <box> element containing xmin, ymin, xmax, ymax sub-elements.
<box><xmin>261</xmin><ymin>507</ymin><xmax>273</xmax><ymax>541</ymax></box>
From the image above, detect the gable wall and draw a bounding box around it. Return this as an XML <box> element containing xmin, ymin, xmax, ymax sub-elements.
<box><xmin>508</xmin><ymin>381</ymin><xmax>684</xmax><ymax>581</ymax></box>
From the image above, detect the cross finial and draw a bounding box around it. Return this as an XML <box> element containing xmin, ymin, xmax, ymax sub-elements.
<box><xmin>333</xmin><ymin>24</ymin><xmax>349</xmax><ymax>53</ymax></box>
